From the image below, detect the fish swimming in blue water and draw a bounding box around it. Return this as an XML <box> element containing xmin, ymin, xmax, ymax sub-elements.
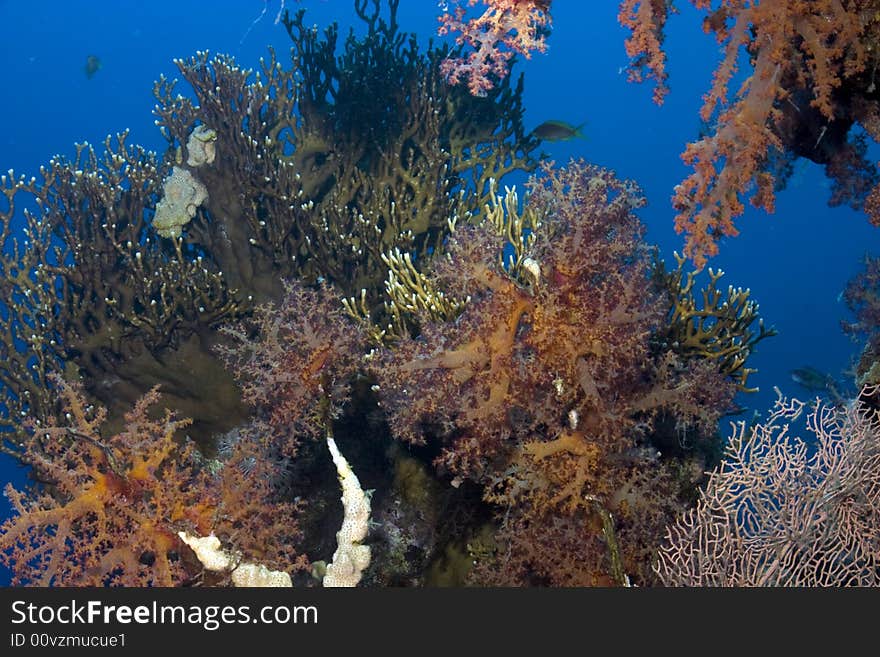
<box><xmin>791</xmin><ymin>366</ymin><xmax>846</xmax><ymax>405</ymax></box>
<box><xmin>791</xmin><ymin>366</ymin><xmax>837</xmax><ymax>392</ymax></box>
<box><xmin>84</xmin><ymin>55</ymin><xmax>102</xmax><ymax>79</ymax></box>
<box><xmin>531</xmin><ymin>120</ymin><xmax>586</xmax><ymax>142</ymax></box>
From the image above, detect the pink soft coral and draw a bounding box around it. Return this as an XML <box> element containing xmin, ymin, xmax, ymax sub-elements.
<box><xmin>438</xmin><ymin>0</ymin><xmax>552</xmax><ymax>96</ymax></box>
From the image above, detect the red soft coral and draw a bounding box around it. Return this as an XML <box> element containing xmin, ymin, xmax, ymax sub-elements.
<box><xmin>0</xmin><ymin>374</ymin><xmax>308</xmax><ymax>586</ymax></box>
<box><xmin>217</xmin><ymin>280</ymin><xmax>368</xmax><ymax>441</ymax></box>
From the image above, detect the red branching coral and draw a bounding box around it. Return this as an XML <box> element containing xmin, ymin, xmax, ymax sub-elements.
<box><xmin>375</xmin><ymin>159</ymin><xmax>737</xmax><ymax>584</ymax></box>
<box><xmin>620</xmin><ymin>1</ymin><xmax>880</xmax><ymax>268</ymax></box>
<box><xmin>438</xmin><ymin>0</ymin><xmax>552</xmax><ymax>96</ymax></box>
<box><xmin>656</xmin><ymin>388</ymin><xmax>880</xmax><ymax>586</ymax></box>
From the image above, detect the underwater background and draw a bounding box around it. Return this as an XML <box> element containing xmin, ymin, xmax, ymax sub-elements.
<box><xmin>1</xmin><ymin>1</ymin><xmax>878</xmax><ymax>586</ymax></box>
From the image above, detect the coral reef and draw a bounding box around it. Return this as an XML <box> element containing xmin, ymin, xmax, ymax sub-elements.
<box><xmin>0</xmin><ymin>0</ymin><xmax>788</xmax><ymax>589</ymax></box>
<box><xmin>0</xmin><ymin>0</ymin><xmax>537</xmax><ymax>453</ymax></box>
<box><xmin>204</xmin><ymin>157</ymin><xmax>763</xmax><ymax>587</ymax></box>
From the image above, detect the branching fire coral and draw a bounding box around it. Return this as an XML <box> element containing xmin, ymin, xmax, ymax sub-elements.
<box><xmin>154</xmin><ymin>0</ymin><xmax>538</xmax><ymax>319</ymax></box>
<box><xmin>655</xmin><ymin>252</ymin><xmax>777</xmax><ymax>392</ymax></box>
<box><xmin>0</xmin><ymin>0</ymin><xmax>795</xmax><ymax>589</ymax></box>
<box><xmin>0</xmin><ymin>132</ymin><xmax>247</xmax><ymax>451</ymax></box>
<box><xmin>0</xmin><ymin>0</ymin><xmax>536</xmax><ymax>455</ymax></box>
<box><xmin>205</xmin><ymin>157</ymin><xmax>751</xmax><ymax>586</ymax></box>
<box><xmin>620</xmin><ymin>1</ymin><xmax>880</xmax><ymax>267</ymax></box>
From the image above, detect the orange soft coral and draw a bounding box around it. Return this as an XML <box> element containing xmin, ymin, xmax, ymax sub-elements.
<box><xmin>618</xmin><ymin>0</ymin><xmax>671</xmax><ymax>104</ymax></box>
<box><xmin>438</xmin><ymin>0</ymin><xmax>552</xmax><ymax>96</ymax></box>
<box><xmin>621</xmin><ymin>1</ymin><xmax>880</xmax><ymax>268</ymax></box>
<box><xmin>0</xmin><ymin>375</ymin><xmax>308</xmax><ymax>586</ymax></box>
<box><xmin>0</xmin><ymin>376</ymin><xmax>210</xmax><ymax>585</ymax></box>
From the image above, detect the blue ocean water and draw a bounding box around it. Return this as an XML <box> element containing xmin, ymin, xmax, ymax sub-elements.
<box><xmin>0</xmin><ymin>1</ymin><xmax>876</xmax><ymax>585</ymax></box>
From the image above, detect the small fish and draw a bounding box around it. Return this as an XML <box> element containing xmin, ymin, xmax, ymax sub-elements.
<box><xmin>721</xmin><ymin>403</ymin><xmax>749</xmax><ymax>417</ymax></box>
<box><xmin>791</xmin><ymin>366</ymin><xmax>849</xmax><ymax>406</ymax></box>
<box><xmin>531</xmin><ymin>120</ymin><xmax>586</xmax><ymax>142</ymax></box>
<box><xmin>84</xmin><ymin>55</ymin><xmax>102</xmax><ymax>79</ymax></box>
<box><xmin>606</xmin><ymin>446</ymin><xmax>661</xmax><ymax>466</ymax></box>
<box><xmin>791</xmin><ymin>366</ymin><xmax>837</xmax><ymax>393</ymax></box>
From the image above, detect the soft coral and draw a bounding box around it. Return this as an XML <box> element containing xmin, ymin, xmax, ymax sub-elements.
<box><xmin>0</xmin><ymin>376</ymin><xmax>209</xmax><ymax>585</ymax></box>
